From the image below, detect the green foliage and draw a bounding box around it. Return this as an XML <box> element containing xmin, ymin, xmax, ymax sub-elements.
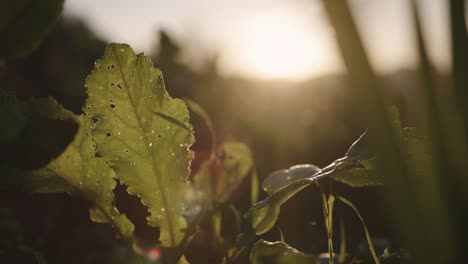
<box><xmin>0</xmin><ymin>91</ymin><xmax>78</xmax><ymax>170</ymax></box>
<box><xmin>0</xmin><ymin>14</ymin><xmax>434</xmax><ymax>261</ymax></box>
<box><xmin>25</xmin><ymin>115</ymin><xmax>135</xmax><ymax>242</ymax></box>
<box><xmin>324</xmin><ymin>132</ymin><xmax>383</xmax><ymax>187</ymax></box>
<box><xmin>194</xmin><ymin>142</ymin><xmax>254</xmax><ymax>203</ymax></box>
<box><xmin>321</xmin><ymin>193</ymin><xmax>335</xmax><ymax>264</ymax></box>
<box><xmin>0</xmin><ymin>0</ymin><xmax>64</xmax><ymax>58</ymax></box>
<box><xmin>84</xmin><ymin>43</ymin><xmax>195</xmax><ymax>247</ymax></box>
<box><xmin>262</xmin><ymin>164</ymin><xmax>320</xmax><ymax>195</ymax></box>
<box><xmin>246</xmin><ymin>129</ymin><xmax>384</xmax><ymax>235</ymax></box>
<box><xmin>250</xmin><ymin>240</ymin><xmax>316</xmax><ymax>264</ymax></box>
<box><xmin>337</xmin><ymin>196</ymin><xmax>380</xmax><ymax>264</ymax></box>
<box><xmin>245</xmin><ymin>178</ymin><xmax>313</xmax><ymax>235</ymax></box>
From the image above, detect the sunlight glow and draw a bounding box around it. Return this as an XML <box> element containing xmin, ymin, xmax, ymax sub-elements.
<box><xmin>234</xmin><ymin>14</ymin><xmax>328</xmax><ymax>80</ymax></box>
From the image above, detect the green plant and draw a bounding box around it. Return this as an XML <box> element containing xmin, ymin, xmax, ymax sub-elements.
<box><xmin>2</xmin><ymin>0</ymin><xmax>467</xmax><ymax>263</ymax></box>
<box><xmin>1</xmin><ymin>42</ymin><xmax>402</xmax><ymax>263</ymax></box>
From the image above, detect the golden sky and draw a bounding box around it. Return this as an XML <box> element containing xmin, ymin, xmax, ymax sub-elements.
<box><xmin>64</xmin><ymin>0</ymin><xmax>452</xmax><ymax>81</ymax></box>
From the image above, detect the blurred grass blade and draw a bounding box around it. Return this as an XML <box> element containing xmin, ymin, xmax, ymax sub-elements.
<box><xmin>321</xmin><ymin>0</ymin><xmax>456</xmax><ymax>262</ymax></box>
<box><xmin>450</xmin><ymin>0</ymin><xmax>468</xmax><ymax>127</ymax></box>
<box><xmin>409</xmin><ymin>0</ymin><xmax>459</xmax><ymax>261</ymax></box>
<box><xmin>337</xmin><ymin>196</ymin><xmax>379</xmax><ymax>264</ymax></box>
<box><xmin>320</xmin><ymin>0</ymin><xmax>408</xmax><ymax>189</ymax></box>
<box><xmin>409</xmin><ymin>0</ymin><xmax>447</xmax><ymax>173</ymax></box>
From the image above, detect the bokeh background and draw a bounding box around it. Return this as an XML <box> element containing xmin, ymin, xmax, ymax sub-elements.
<box><xmin>1</xmin><ymin>0</ymin><xmax>462</xmax><ymax>263</ymax></box>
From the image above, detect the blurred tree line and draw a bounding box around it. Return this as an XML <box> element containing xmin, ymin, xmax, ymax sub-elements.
<box><xmin>0</xmin><ymin>15</ymin><xmax>452</xmax><ymax>263</ymax></box>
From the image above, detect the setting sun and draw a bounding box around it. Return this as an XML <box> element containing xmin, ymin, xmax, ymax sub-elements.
<box><xmin>228</xmin><ymin>14</ymin><xmax>330</xmax><ymax>80</ymax></box>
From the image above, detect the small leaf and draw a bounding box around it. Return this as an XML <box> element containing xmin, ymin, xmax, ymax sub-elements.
<box><xmin>262</xmin><ymin>164</ymin><xmax>321</xmax><ymax>195</ymax></box>
<box><xmin>250</xmin><ymin>239</ymin><xmax>316</xmax><ymax>264</ymax></box>
<box><xmin>245</xmin><ymin>178</ymin><xmax>315</xmax><ymax>235</ymax></box>
<box><xmin>321</xmin><ymin>108</ymin><xmax>416</xmax><ymax>187</ymax></box>
<box><xmin>194</xmin><ymin>142</ymin><xmax>254</xmax><ymax>203</ymax></box>
<box><xmin>84</xmin><ymin>43</ymin><xmax>194</xmax><ymax>247</ymax></box>
<box><xmin>25</xmin><ymin>115</ymin><xmax>134</xmax><ymax>241</ymax></box>
<box><xmin>177</xmin><ymin>255</ymin><xmax>190</xmax><ymax>264</ymax></box>
<box><xmin>245</xmin><ymin>132</ymin><xmax>376</xmax><ymax>235</ymax></box>
<box><xmin>0</xmin><ymin>0</ymin><xmax>64</xmax><ymax>58</ymax></box>
<box><xmin>319</xmin><ymin>132</ymin><xmax>384</xmax><ymax>187</ymax></box>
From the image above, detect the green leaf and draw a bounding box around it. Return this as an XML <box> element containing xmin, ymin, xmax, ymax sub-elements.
<box><xmin>194</xmin><ymin>142</ymin><xmax>254</xmax><ymax>203</ymax></box>
<box><xmin>245</xmin><ymin>132</ymin><xmax>377</xmax><ymax>235</ymax></box>
<box><xmin>25</xmin><ymin>115</ymin><xmax>134</xmax><ymax>242</ymax></box>
<box><xmin>323</xmin><ymin>109</ymin><xmax>419</xmax><ymax>187</ymax></box>
<box><xmin>320</xmin><ymin>132</ymin><xmax>383</xmax><ymax>187</ymax></box>
<box><xmin>250</xmin><ymin>239</ymin><xmax>316</xmax><ymax>264</ymax></box>
<box><xmin>245</xmin><ymin>178</ymin><xmax>315</xmax><ymax>235</ymax></box>
<box><xmin>0</xmin><ymin>0</ymin><xmax>64</xmax><ymax>58</ymax></box>
<box><xmin>0</xmin><ymin>91</ymin><xmax>78</xmax><ymax>170</ymax></box>
<box><xmin>177</xmin><ymin>256</ymin><xmax>190</xmax><ymax>264</ymax></box>
<box><xmin>262</xmin><ymin>164</ymin><xmax>321</xmax><ymax>195</ymax></box>
<box><xmin>84</xmin><ymin>43</ymin><xmax>195</xmax><ymax>247</ymax></box>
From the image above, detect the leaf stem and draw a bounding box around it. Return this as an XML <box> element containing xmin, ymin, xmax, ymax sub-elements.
<box><xmin>321</xmin><ymin>191</ymin><xmax>335</xmax><ymax>264</ymax></box>
<box><xmin>337</xmin><ymin>196</ymin><xmax>380</xmax><ymax>264</ymax></box>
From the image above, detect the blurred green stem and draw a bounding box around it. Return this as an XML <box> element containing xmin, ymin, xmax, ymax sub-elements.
<box><xmin>338</xmin><ymin>218</ymin><xmax>346</xmax><ymax>264</ymax></box>
<box><xmin>250</xmin><ymin>169</ymin><xmax>259</xmax><ymax>206</ymax></box>
<box><xmin>321</xmin><ymin>191</ymin><xmax>335</xmax><ymax>264</ymax></box>
<box><xmin>212</xmin><ymin>209</ymin><xmax>222</xmax><ymax>242</ymax></box>
<box><xmin>321</xmin><ymin>0</ymin><xmax>456</xmax><ymax>262</ymax></box>
<box><xmin>184</xmin><ymin>98</ymin><xmax>217</xmax><ymax>157</ymax></box>
<box><xmin>450</xmin><ymin>0</ymin><xmax>468</xmax><ymax>128</ymax></box>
